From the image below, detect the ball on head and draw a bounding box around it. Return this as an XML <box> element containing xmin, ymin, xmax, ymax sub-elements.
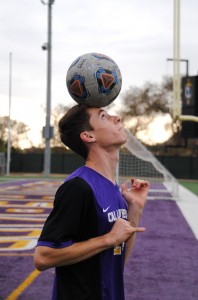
<box><xmin>66</xmin><ymin>53</ymin><xmax>122</xmax><ymax>107</ymax></box>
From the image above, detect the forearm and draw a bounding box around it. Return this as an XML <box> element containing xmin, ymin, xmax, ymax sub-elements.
<box><xmin>121</xmin><ymin>178</ymin><xmax>149</xmax><ymax>265</ymax></box>
<box><xmin>34</xmin><ymin>234</ymin><xmax>113</xmax><ymax>271</ymax></box>
<box><xmin>125</xmin><ymin>204</ymin><xmax>142</xmax><ymax>264</ymax></box>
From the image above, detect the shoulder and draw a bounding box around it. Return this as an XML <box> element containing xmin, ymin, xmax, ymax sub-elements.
<box><xmin>59</xmin><ymin>176</ymin><xmax>92</xmax><ymax>193</ymax></box>
<box><xmin>54</xmin><ymin>177</ymin><xmax>93</xmax><ymax>204</ymax></box>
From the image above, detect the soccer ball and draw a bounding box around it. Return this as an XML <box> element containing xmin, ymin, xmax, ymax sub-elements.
<box><xmin>66</xmin><ymin>53</ymin><xmax>122</xmax><ymax>107</ymax></box>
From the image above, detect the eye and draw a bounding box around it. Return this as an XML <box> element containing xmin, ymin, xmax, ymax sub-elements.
<box><xmin>101</xmin><ymin>113</ymin><xmax>107</xmax><ymax>119</ymax></box>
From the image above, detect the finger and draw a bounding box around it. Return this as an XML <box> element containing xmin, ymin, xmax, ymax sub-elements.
<box><xmin>131</xmin><ymin>178</ymin><xmax>142</xmax><ymax>189</ymax></box>
<box><xmin>139</xmin><ymin>182</ymin><xmax>150</xmax><ymax>189</ymax></box>
<box><xmin>121</xmin><ymin>183</ymin><xmax>128</xmax><ymax>193</ymax></box>
<box><xmin>141</xmin><ymin>181</ymin><xmax>150</xmax><ymax>187</ymax></box>
<box><xmin>131</xmin><ymin>178</ymin><xmax>150</xmax><ymax>189</ymax></box>
<box><xmin>133</xmin><ymin>227</ymin><xmax>146</xmax><ymax>233</ymax></box>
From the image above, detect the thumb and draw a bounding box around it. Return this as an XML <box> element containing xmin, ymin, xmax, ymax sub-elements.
<box><xmin>121</xmin><ymin>183</ymin><xmax>128</xmax><ymax>194</ymax></box>
<box><xmin>133</xmin><ymin>227</ymin><xmax>146</xmax><ymax>233</ymax></box>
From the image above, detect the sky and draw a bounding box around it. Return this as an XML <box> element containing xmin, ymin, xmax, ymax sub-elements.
<box><xmin>0</xmin><ymin>0</ymin><xmax>198</xmax><ymax>147</ymax></box>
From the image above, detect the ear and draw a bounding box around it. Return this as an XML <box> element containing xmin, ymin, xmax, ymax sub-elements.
<box><xmin>80</xmin><ymin>131</ymin><xmax>95</xmax><ymax>143</ymax></box>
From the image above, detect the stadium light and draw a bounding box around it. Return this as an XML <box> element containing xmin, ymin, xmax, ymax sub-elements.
<box><xmin>41</xmin><ymin>0</ymin><xmax>55</xmax><ymax>176</ymax></box>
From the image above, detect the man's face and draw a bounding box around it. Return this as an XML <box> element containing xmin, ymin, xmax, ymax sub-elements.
<box><xmin>87</xmin><ymin>107</ymin><xmax>127</xmax><ymax>148</ymax></box>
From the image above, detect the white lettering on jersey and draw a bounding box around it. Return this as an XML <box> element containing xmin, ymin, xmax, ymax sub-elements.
<box><xmin>108</xmin><ymin>209</ymin><xmax>127</xmax><ymax>223</ymax></box>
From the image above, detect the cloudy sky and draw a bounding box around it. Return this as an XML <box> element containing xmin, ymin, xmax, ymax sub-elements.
<box><xmin>0</xmin><ymin>0</ymin><xmax>198</xmax><ymax>147</ymax></box>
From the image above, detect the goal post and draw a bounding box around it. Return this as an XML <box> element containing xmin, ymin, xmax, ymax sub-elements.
<box><xmin>178</xmin><ymin>115</ymin><xmax>198</xmax><ymax>122</ymax></box>
<box><xmin>173</xmin><ymin>0</ymin><xmax>181</xmax><ymax>120</ymax></box>
<box><xmin>172</xmin><ymin>0</ymin><xmax>198</xmax><ymax>124</ymax></box>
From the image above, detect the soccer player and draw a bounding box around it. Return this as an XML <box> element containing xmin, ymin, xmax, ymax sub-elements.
<box><xmin>34</xmin><ymin>104</ymin><xmax>149</xmax><ymax>300</ymax></box>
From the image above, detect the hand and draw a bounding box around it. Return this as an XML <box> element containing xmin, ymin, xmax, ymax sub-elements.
<box><xmin>121</xmin><ymin>178</ymin><xmax>150</xmax><ymax>209</ymax></box>
<box><xmin>108</xmin><ymin>218</ymin><xmax>145</xmax><ymax>247</ymax></box>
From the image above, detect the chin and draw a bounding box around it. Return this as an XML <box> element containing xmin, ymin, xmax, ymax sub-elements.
<box><xmin>119</xmin><ymin>136</ymin><xmax>127</xmax><ymax>146</ymax></box>
<box><xmin>121</xmin><ymin>131</ymin><xmax>128</xmax><ymax>143</ymax></box>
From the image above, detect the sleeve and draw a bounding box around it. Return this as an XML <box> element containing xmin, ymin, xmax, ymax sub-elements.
<box><xmin>37</xmin><ymin>177</ymin><xmax>94</xmax><ymax>248</ymax></box>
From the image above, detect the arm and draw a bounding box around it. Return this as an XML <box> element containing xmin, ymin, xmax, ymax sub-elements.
<box><xmin>34</xmin><ymin>218</ymin><xmax>145</xmax><ymax>271</ymax></box>
<box><xmin>121</xmin><ymin>178</ymin><xmax>150</xmax><ymax>264</ymax></box>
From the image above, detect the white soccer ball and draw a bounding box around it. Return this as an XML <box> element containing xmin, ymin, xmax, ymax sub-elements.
<box><xmin>66</xmin><ymin>53</ymin><xmax>122</xmax><ymax>107</ymax></box>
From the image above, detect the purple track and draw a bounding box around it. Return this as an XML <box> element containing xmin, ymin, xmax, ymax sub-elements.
<box><xmin>124</xmin><ymin>200</ymin><xmax>198</xmax><ymax>300</ymax></box>
<box><xmin>0</xmin><ymin>179</ymin><xmax>197</xmax><ymax>299</ymax></box>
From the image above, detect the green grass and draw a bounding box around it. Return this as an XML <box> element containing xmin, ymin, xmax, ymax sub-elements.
<box><xmin>0</xmin><ymin>173</ymin><xmax>65</xmax><ymax>183</ymax></box>
<box><xmin>179</xmin><ymin>180</ymin><xmax>198</xmax><ymax>196</ymax></box>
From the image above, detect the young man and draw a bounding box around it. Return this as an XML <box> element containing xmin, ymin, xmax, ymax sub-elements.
<box><xmin>34</xmin><ymin>104</ymin><xmax>149</xmax><ymax>300</ymax></box>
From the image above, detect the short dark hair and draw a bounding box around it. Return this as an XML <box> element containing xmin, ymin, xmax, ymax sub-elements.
<box><xmin>58</xmin><ymin>104</ymin><xmax>93</xmax><ymax>159</ymax></box>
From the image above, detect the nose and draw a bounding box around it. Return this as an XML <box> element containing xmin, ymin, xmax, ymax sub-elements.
<box><xmin>113</xmin><ymin>115</ymin><xmax>121</xmax><ymax>124</ymax></box>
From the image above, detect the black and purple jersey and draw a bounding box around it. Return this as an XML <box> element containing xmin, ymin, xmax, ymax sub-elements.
<box><xmin>37</xmin><ymin>166</ymin><xmax>128</xmax><ymax>300</ymax></box>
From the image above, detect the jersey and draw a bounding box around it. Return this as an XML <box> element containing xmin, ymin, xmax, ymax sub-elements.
<box><xmin>36</xmin><ymin>166</ymin><xmax>128</xmax><ymax>300</ymax></box>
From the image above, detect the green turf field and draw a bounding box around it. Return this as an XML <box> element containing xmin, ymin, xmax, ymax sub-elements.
<box><xmin>0</xmin><ymin>173</ymin><xmax>65</xmax><ymax>182</ymax></box>
<box><xmin>179</xmin><ymin>180</ymin><xmax>198</xmax><ymax>196</ymax></box>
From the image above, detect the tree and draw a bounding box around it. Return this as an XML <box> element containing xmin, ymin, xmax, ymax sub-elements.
<box><xmin>113</xmin><ymin>76</ymin><xmax>176</xmax><ymax>145</ymax></box>
<box><xmin>37</xmin><ymin>104</ymin><xmax>72</xmax><ymax>151</ymax></box>
<box><xmin>0</xmin><ymin>116</ymin><xmax>31</xmax><ymax>152</ymax></box>
<box><xmin>50</xmin><ymin>103</ymin><xmax>72</xmax><ymax>148</ymax></box>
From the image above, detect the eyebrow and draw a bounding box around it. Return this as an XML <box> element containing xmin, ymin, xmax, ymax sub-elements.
<box><xmin>98</xmin><ymin>109</ymin><xmax>105</xmax><ymax>116</ymax></box>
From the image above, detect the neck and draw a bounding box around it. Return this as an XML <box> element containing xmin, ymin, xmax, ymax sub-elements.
<box><xmin>85</xmin><ymin>149</ymin><xmax>119</xmax><ymax>184</ymax></box>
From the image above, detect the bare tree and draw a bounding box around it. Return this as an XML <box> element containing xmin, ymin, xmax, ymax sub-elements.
<box><xmin>0</xmin><ymin>116</ymin><xmax>31</xmax><ymax>150</ymax></box>
<box><xmin>50</xmin><ymin>104</ymin><xmax>72</xmax><ymax>148</ymax></box>
<box><xmin>114</xmin><ymin>77</ymin><xmax>176</xmax><ymax>141</ymax></box>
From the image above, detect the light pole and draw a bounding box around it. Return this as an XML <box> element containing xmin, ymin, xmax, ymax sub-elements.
<box><xmin>6</xmin><ymin>52</ymin><xmax>12</xmax><ymax>176</ymax></box>
<box><xmin>167</xmin><ymin>58</ymin><xmax>189</xmax><ymax>77</ymax></box>
<box><xmin>41</xmin><ymin>0</ymin><xmax>55</xmax><ymax>176</ymax></box>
